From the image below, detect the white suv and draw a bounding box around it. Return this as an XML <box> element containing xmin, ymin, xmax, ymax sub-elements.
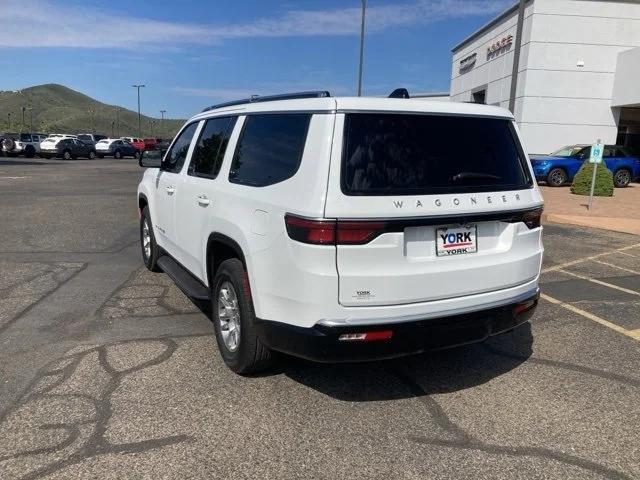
<box><xmin>137</xmin><ymin>91</ymin><xmax>544</xmax><ymax>374</ymax></box>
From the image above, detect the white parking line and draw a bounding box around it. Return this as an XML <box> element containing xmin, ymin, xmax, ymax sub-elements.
<box><xmin>593</xmin><ymin>259</ymin><xmax>640</xmax><ymax>276</ymax></box>
<box><xmin>557</xmin><ymin>268</ymin><xmax>640</xmax><ymax>297</ymax></box>
<box><xmin>542</xmin><ymin>242</ymin><xmax>640</xmax><ymax>273</ymax></box>
<box><xmin>541</xmin><ymin>293</ymin><xmax>640</xmax><ymax>342</ymax></box>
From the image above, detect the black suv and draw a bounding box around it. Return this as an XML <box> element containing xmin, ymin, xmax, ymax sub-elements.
<box><xmin>40</xmin><ymin>138</ymin><xmax>97</xmax><ymax>160</ymax></box>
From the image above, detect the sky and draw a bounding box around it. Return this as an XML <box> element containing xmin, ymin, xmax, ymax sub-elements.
<box><xmin>0</xmin><ymin>0</ymin><xmax>512</xmax><ymax>119</ymax></box>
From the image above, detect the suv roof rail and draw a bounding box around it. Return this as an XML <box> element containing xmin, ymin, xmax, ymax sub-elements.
<box><xmin>202</xmin><ymin>90</ymin><xmax>331</xmax><ymax>112</ymax></box>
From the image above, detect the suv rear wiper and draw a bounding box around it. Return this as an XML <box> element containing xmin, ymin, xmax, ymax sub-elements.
<box><xmin>451</xmin><ymin>172</ymin><xmax>501</xmax><ymax>182</ymax></box>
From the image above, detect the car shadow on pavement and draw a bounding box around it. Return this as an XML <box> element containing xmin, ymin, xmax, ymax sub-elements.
<box><xmin>279</xmin><ymin>324</ymin><xmax>533</xmax><ymax>402</ymax></box>
<box><xmin>0</xmin><ymin>159</ymin><xmax>46</xmax><ymax>166</ymax></box>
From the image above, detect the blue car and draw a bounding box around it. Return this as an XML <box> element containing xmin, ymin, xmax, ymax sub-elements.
<box><xmin>530</xmin><ymin>145</ymin><xmax>640</xmax><ymax>188</ymax></box>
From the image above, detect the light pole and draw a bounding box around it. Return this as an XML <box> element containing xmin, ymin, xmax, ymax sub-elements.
<box><xmin>160</xmin><ymin>110</ymin><xmax>166</xmax><ymax>138</ymax></box>
<box><xmin>88</xmin><ymin>109</ymin><xmax>95</xmax><ymax>134</ymax></box>
<box><xmin>111</xmin><ymin>120</ymin><xmax>115</xmax><ymax>138</ymax></box>
<box><xmin>28</xmin><ymin>107</ymin><xmax>33</xmax><ymax>132</ymax></box>
<box><xmin>357</xmin><ymin>0</ymin><xmax>366</xmax><ymax>96</ymax></box>
<box><xmin>115</xmin><ymin>107</ymin><xmax>120</xmax><ymax>138</ymax></box>
<box><xmin>132</xmin><ymin>84</ymin><xmax>145</xmax><ymax>138</ymax></box>
<box><xmin>7</xmin><ymin>113</ymin><xmax>10</xmax><ymax>130</ymax></box>
<box><xmin>21</xmin><ymin>106</ymin><xmax>26</xmax><ymax>132</ymax></box>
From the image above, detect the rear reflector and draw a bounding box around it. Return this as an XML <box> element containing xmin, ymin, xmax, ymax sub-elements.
<box><xmin>339</xmin><ymin>330</ymin><xmax>393</xmax><ymax>342</ymax></box>
<box><xmin>336</xmin><ymin>221</ymin><xmax>387</xmax><ymax>244</ymax></box>
<box><xmin>514</xmin><ymin>299</ymin><xmax>536</xmax><ymax>314</ymax></box>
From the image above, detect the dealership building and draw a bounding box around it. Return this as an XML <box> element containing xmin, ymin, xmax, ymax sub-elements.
<box><xmin>450</xmin><ymin>0</ymin><xmax>640</xmax><ymax>154</ymax></box>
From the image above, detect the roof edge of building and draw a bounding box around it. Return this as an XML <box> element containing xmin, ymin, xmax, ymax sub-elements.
<box><xmin>451</xmin><ymin>0</ymin><xmax>529</xmax><ymax>53</ymax></box>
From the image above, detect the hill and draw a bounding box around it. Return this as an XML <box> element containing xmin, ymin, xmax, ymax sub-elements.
<box><xmin>0</xmin><ymin>84</ymin><xmax>184</xmax><ymax>139</ymax></box>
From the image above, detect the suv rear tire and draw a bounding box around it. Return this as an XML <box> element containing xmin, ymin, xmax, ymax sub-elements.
<box><xmin>24</xmin><ymin>146</ymin><xmax>36</xmax><ymax>158</ymax></box>
<box><xmin>140</xmin><ymin>206</ymin><xmax>161</xmax><ymax>272</ymax></box>
<box><xmin>546</xmin><ymin>167</ymin><xmax>567</xmax><ymax>187</ymax></box>
<box><xmin>62</xmin><ymin>150</ymin><xmax>72</xmax><ymax>160</ymax></box>
<box><xmin>114</xmin><ymin>150</ymin><xmax>122</xmax><ymax>159</ymax></box>
<box><xmin>212</xmin><ymin>258</ymin><xmax>273</xmax><ymax>374</ymax></box>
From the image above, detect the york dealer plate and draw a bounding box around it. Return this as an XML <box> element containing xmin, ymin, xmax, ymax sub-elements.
<box><xmin>436</xmin><ymin>225</ymin><xmax>477</xmax><ymax>256</ymax></box>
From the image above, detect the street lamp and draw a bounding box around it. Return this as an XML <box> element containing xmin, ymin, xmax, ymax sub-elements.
<box><xmin>132</xmin><ymin>84</ymin><xmax>146</xmax><ymax>138</ymax></box>
<box><xmin>357</xmin><ymin>0</ymin><xmax>366</xmax><ymax>97</ymax></box>
<box><xmin>7</xmin><ymin>112</ymin><xmax>11</xmax><ymax>130</ymax></box>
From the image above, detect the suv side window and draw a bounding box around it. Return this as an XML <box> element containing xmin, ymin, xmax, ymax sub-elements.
<box><xmin>188</xmin><ymin>116</ymin><xmax>237</xmax><ymax>178</ymax></box>
<box><xmin>603</xmin><ymin>146</ymin><xmax>616</xmax><ymax>158</ymax></box>
<box><xmin>162</xmin><ymin>123</ymin><xmax>198</xmax><ymax>174</ymax></box>
<box><xmin>229</xmin><ymin>113</ymin><xmax>311</xmax><ymax>187</ymax></box>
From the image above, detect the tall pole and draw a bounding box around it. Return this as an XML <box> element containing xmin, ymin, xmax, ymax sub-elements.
<box><xmin>7</xmin><ymin>113</ymin><xmax>11</xmax><ymax>130</ymax></box>
<box><xmin>115</xmin><ymin>107</ymin><xmax>120</xmax><ymax>138</ymax></box>
<box><xmin>21</xmin><ymin>106</ymin><xmax>25</xmax><ymax>132</ymax></box>
<box><xmin>160</xmin><ymin>110</ymin><xmax>166</xmax><ymax>138</ymax></box>
<box><xmin>132</xmin><ymin>84</ymin><xmax>145</xmax><ymax>138</ymax></box>
<box><xmin>357</xmin><ymin>0</ymin><xmax>366</xmax><ymax>96</ymax></box>
<box><xmin>29</xmin><ymin>108</ymin><xmax>33</xmax><ymax>132</ymax></box>
<box><xmin>508</xmin><ymin>0</ymin><xmax>526</xmax><ymax>114</ymax></box>
<box><xmin>111</xmin><ymin>120</ymin><xmax>115</xmax><ymax>138</ymax></box>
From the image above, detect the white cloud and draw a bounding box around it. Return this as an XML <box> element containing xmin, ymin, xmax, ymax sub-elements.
<box><xmin>0</xmin><ymin>0</ymin><xmax>512</xmax><ymax>49</ymax></box>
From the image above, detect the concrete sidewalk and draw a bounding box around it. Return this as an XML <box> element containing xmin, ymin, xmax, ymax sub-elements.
<box><xmin>540</xmin><ymin>184</ymin><xmax>640</xmax><ymax>235</ymax></box>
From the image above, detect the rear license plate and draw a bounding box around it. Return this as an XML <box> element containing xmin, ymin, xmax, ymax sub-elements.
<box><xmin>436</xmin><ymin>225</ymin><xmax>477</xmax><ymax>256</ymax></box>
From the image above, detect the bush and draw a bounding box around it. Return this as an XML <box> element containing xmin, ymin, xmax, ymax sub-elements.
<box><xmin>570</xmin><ymin>162</ymin><xmax>614</xmax><ymax>196</ymax></box>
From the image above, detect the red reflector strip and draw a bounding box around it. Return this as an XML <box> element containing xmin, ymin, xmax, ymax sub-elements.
<box><xmin>514</xmin><ymin>299</ymin><xmax>536</xmax><ymax>314</ymax></box>
<box><xmin>339</xmin><ymin>330</ymin><xmax>393</xmax><ymax>342</ymax></box>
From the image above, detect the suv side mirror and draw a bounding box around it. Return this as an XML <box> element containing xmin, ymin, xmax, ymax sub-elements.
<box><xmin>139</xmin><ymin>149</ymin><xmax>163</xmax><ymax>168</ymax></box>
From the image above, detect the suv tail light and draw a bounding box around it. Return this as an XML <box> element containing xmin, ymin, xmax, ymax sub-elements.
<box><xmin>285</xmin><ymin>215</ymin><xmax>335</xmax><ymax>245</ymax></box>
<box><xmin>520</xmin><ymin>208</ymin><xmax>543</xmax><ymax>229</ymax></box>
<box><xmin>285</xmin><ymin>215</ymin><xmax>387</xmax><ymax>245</ymax></box>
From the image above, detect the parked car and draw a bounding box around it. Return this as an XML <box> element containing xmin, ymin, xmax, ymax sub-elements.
<box><xmin>40</xmin><ymin>137</ymin><xmax>96</xmax><ymax>159</ymax></box>
<box><xmin>121</xmin><ymin>137</ymin><xmax>145</xmax><ymax>151</ymax></box>
<box><xmin>77</xmin><ymin>133</ymin><xmax>107</xmax><ymax>146</ymax></box>
<box><xmin>95</xmin><ymin>138</ymin><xmax>140</xmax><ymax>159</ymax></box>
<box><xmin>2</xmin><ymin>132</ymin><xmax>48</xmax><ymax>158</ymax></box>
<box><xmin>137</xmin><ymin>91</ymin><xmax>543</xmax><ymax>374</ymax></box>
<box><xmin>530</xmin><ymin>144</ymin><xmax>640</xmax><ymax>187</ymax></box>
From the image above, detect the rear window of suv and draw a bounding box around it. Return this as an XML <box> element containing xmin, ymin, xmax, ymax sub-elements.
<box><xmin>341</xmin><ymin>113</ymin><xmax>532</xmax><ymax>196</ymax></box>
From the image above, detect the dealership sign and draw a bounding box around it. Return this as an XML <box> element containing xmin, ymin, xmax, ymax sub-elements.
<box><xmin>459</xmin><ymin>52</ymin><xmax>477</xmax><ymax>72</ymax></box>
<box><xmin>487</xmin><ymin>34</ymin><xmax>513</xmax><ymax>58</ymax></box>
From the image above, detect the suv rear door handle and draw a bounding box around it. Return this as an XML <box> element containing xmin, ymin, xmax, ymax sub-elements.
<box><xmin>197</xmin><ymin>195</ymin><xmax>210</xmax><ymax>206</ymax></box>
<box><xmin>165</xmin><ymin>186</ymin><xmax>175</xmax><ymax>195</ymax></box>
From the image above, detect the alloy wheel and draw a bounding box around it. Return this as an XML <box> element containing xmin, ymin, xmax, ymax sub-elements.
<box><xmin>142</xmin><ymin>219</ymin><xmax>151</xmax><ymax>259</ymax></box>
<box><xmin>217</xmin><ymin>281</ymin><xmax>241</xmax><ymax>352</ymax></box>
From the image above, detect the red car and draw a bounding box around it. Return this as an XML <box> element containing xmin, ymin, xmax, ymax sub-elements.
<box><xmin>121</xmin><ymin>137</ymin><xmax>145</xmax><ymax>151</ymax></box>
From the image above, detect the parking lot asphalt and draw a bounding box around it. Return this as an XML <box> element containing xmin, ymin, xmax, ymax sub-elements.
<box><xmin>1</xmin><ymin>157</ymin><xmax>639</xmax><ymax>480</ymax></box>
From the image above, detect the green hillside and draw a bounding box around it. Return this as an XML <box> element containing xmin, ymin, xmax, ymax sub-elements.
<box><xmin>0</xmin><ymin>84</ymin><xmax>184</xmax><ymax>138</ymax></box>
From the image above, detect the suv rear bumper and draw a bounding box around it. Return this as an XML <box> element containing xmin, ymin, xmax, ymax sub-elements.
<box><xmin>255</xmin><ymin>291</ymin><xmax>539</xmax><ymax>363</ymax></box>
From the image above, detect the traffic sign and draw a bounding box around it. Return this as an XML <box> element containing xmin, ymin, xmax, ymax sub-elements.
<box><xmin>589</xmin><ymin>142</ymin><xmax>604</xmax><ymax>164</ymax></box>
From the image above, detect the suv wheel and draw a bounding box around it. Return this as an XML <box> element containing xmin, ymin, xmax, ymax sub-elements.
<box><xmin>88</xmin><ymin>150</ymin><xmax>96</xmax><ymax>160</ymax></box>
<box><xmin>140</xmin><ymin>206</ymin><xmax>160</xmax><ymax>272</ymax></box>
<box><xmin>62</xmin><ymin>150</ymin><xmax>72</xmax><ymax>160</ymax></box>
<box><xmin>546</xmin><ymin>168</ymin><xmax>567</xmax><ymax>187</ymax></box>
<box><xmin>613</xmin><ymin>169</ymin><xmax>631</xmax><ymax>188</ymax></box>
<box><xmin>212</xmin><ymin>258</ymin><xmax>273</xmax><ymax>374</ymax></box>
<box><xmin>114</xmin><ymin>150</ymin><xmax>122</xmax><ymax>159</ymax></box>
<box><xmin>24</xmin><ymin>146</ymin><xmax>36</xmax><ymax>158</ymax></box>
<box><xmin>134</xmin><ymin>150</ymin><xmax>141</xmax><ymax>160</ymax></box>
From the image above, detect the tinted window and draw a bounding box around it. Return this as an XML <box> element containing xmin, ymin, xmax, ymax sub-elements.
<box><xmin>229</xmin><ymin>114</ymin><xmax>310</xmax><ymax>187</ymax></box>
<box><xmin>20</xmin><ymin>134</ymin><xmax>32</xmax><ymax>142</ymax></box>
<box><xmin>603</xmin><ymin>146</ymin><xmax>617</xmax><ymax>158</ymax></box>
<box><xmin>189</xmin><ymin>116</ymin><xmax>237</xmax><ymax>178</ymax></box>
<box><xmin>162</xmin><ymin>122</ymin><xmax>198</xmax><ymax>173</ymax></box>
<box><xmin>78</xmin><ymin>135</ymin><xmax>91</xmax><ymax>141</ymax></box>
<box><xmin>341</xmin><ymin>113</ymin><xmax>532</xmax><ymax>196</ymax></box>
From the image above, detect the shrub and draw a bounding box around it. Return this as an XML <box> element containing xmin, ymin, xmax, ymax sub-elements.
<box><xmin>570</xmin><ymin>162</ymin><xmax>614</xmax><ymax>196</ymax></box>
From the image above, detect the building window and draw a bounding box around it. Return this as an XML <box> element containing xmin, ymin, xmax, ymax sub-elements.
<box><xmin>472</xmin><ymin>90</ymin><xmax>486</xmax><ymax>104</ymax></box>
